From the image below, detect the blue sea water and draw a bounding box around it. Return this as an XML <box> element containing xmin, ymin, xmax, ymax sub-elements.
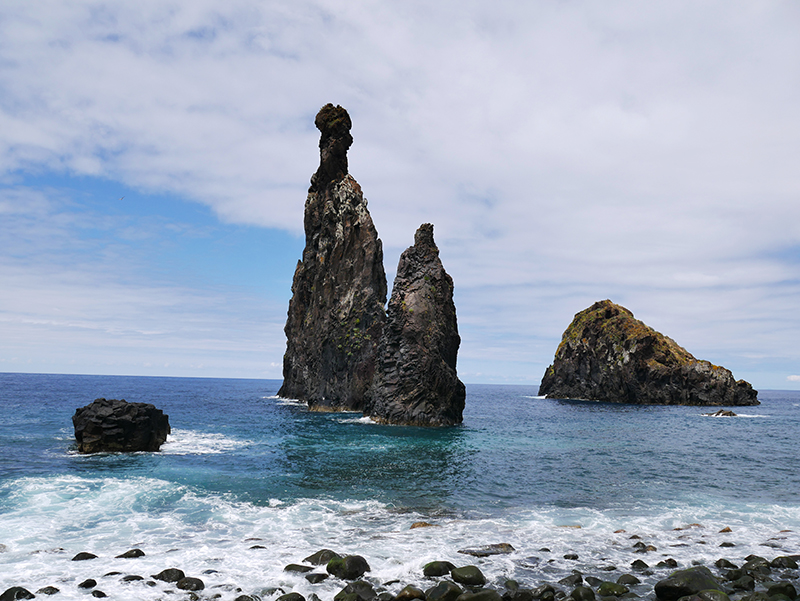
<box><xmin>1</xmin><ymin>373</ymin><xmax>798</xmax><ymax>599</ymax></box>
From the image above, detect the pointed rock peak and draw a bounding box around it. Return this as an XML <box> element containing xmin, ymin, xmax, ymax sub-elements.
<box><xmin>414</xmin><ymin>222</ymin><xmax>437</xmax><ymax>251</ymax></box>
<box><xmin>367</xmin><ymin>223</ymin><xmax>465</xmax><ymax>426</ymax></box>
<box><xmin>588</xmin><ymin>299</ymin><xmax>633</xmax><ymax>320</ymax></box>
<box><xmin>311</xmin><ymin>103</ymin><xmax>353</xmax><ymax>191</ymax></box>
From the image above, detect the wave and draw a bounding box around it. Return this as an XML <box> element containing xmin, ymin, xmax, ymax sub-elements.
<box><xmin>160</xmin><ymin>429</ymin><xmax>251</xmax><ymax>455</ymax></box>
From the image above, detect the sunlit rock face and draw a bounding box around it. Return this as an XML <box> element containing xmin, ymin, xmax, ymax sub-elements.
<box><xmin>539</xmin><ymin>300</ymin><xmax>759</xmax><ymax>406</ymax></box>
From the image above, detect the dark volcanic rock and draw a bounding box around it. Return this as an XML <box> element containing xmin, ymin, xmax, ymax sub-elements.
<box><xmin>367</xmin><ymin>224</ymin><xmax>466</xmax><ymax>425</ymax></box>
<box><xmin>539</xmin><ymin>300</ymin><xmax>759</xmax><ymax>406</ymax></box>
<box><xmin>278</xmin><ymin>104</ymin><xmax>387</xmax><ymax>411</ymax></box>
<box><xmin>654</xmin><ymin>566</ymin><xmax>722</xmax><ymax>600</ymax></box>
<box><xmin>327</xmin><ymin>555</ymin><xmax>371</xmax><ymax>580</ymax></box>
<box><xmin>72</xmin><ymin>398</ymin><xmax>170</xmax><ymax>453</ymax></box>
<box><xmin>1</xmin><ymin>588</ymin><xmax>35</xmax><ymax>600</ymax></box>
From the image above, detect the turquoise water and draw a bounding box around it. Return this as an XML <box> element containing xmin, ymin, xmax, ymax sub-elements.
<box><xmin>1</xmin><ymin>373</ymin><xmax>798</xmax><ymax>599</ymax></box>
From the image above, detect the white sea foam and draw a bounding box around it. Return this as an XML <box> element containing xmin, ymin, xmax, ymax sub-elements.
<box><xmin>160</xmin><ymin>429</ymin><xmax>250</xmax><ymax>455</ymax></box>
<box><xmin>2</xmin><ymin>475</ymin><xmax>799</xmax><ymax>601</ymax></box>
<box><xmin>275</xmin><ymin>399</ymin><xmax>308</xmax><ymax>407</ymax></box>
<box><xmin>335</xmin><ymin>415</ymin><xmax>376</xmax><ymax>425</ymax></box>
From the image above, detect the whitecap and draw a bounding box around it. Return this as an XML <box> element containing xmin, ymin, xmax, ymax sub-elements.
<box><xmin>335</xmin><ymin>415</ymin><xmax>377</xmax><ymax>424</ymax></box>
<box><xmin>160</xmin><ymin>429</ymin><xmax>250</xmax><ymax>455</ymax></box>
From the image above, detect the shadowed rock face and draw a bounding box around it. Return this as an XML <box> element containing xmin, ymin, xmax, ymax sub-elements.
<box><xmin>278</xmin><ymin>104</ymin><xmax>387</xmax><ymax>411</ymax></box>
<box><xmin>367</xmin><ymin>224</ymin><xmax>466</xmax><ymax>425</ymax></box>
<box><xmin>72</xmin><ymin>398</ymin><xmax>170</xmax><ymax>453</ymax></box>
<box><xmin>539</xmin><ymin>300</ymin><xmax>759</xmax><ymax>406</ymax></box>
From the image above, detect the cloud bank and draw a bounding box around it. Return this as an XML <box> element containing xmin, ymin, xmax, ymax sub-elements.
<box><xmin>1</xmin><ymin>1</ymin><xmax>800</xmax><ymax>386</ymax></box>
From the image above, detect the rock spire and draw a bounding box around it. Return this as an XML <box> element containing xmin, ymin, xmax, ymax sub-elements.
<box><xmin>539</xmin><ymin>300</ymin><xmax>759</xmax><ymax>406</ymax></box>
<box><xmin>368</xmin><ymin>224</ymin><xmax>466</xmax><ymax>425</ymax></box>
<box><xmin>278</xmin><ymin>105</ymin><xmax>466</xmax><ymax>424</ymax></box>
<box><xmin>277</xmin><ymin>104</ymin><xmax>387</xmax><ymax>411</ymax></box>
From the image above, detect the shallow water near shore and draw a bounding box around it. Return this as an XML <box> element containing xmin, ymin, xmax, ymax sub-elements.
<box><xmin>1</xmin><ymin>373</ymin><xmax>798</xmax><ymax>599</ymax></box>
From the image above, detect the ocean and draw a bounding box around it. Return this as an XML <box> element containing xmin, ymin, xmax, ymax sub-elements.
<box><xmin>1</xmin><ymin>373</ymin><xmax>798</xmax><ymax>599</ymax></box>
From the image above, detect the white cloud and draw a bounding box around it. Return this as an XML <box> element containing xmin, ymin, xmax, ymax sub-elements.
<box><xmin>788</xmin><ymin>376</ymin><xmax>800</xmax><ymax>382</ymax></box>
<box><xmin>1</xmin><ymin>1</ymin><xmax>800</xmax><ymax>385</ymax></box>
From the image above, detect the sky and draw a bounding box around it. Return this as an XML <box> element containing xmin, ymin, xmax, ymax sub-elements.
<box><xmin>1</xmin><ymin>1</ymin><xmax>800</xmax><ymax>389</ymax></box>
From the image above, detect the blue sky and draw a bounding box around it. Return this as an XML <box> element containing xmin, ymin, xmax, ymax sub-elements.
<box><xmin>2</xmin><ymin>1</ymin><xmax>800</xmax><ymax>388</ymax></box>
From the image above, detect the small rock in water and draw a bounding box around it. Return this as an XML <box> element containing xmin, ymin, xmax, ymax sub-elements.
<box><xmin>395</xmin><ymin>585</ymin><xmax>426</xmax><ymax>601</ymax></box>
<box><xmin>410</xmin><ymin>522</ymin><xmax>437</xmax><ymax>529</ymax></box>
<box><xmin>564</xmin><ymin>554</ymin><xmax>579</xmax><ymax>560</ymax></box>
<box><xmin>451</xmin><ymin>565</ymin><xmax>487</xmax><ymax>587</ymax></box>
<box><xmin>423</xmin><ymin>561</ymin><xmax>456</xmax><ymax>577</ymax></box>
<box><xmin>327</xmin><ymin>555</ymin><xmax>370</xmax><ymax>580</ymax></box>
<box><xmin>152</xmin><ymin>568</ymin><xmax>185</xmax><ymax>582</ymax></box>
<box><xmin>277</xmin><ymin>593</ymin><xmax>306</xmax><ymax>601</ymax></box>
<box><xmin>616</xmin><ymin>574</ymin><xmax>640</xmax><ymax>586</ymax></box>
<box><xmin>772</xmin><ymin>556</ymin><xmax>799</xmax><ymax>569</ymax></box>
<box><xmin>719</xmin><ymin>527</ymin><xmax>732</xmax><ymax>533</ymax></box>
<box><xmin>705</xmin><ymin>410</ymin><xmax>737</xmax><ymax>417</ymax></box>
<box><xmin>305</xmin><ymin>549</ymin><xmax>341</xmax><ymax>565</ymax></box>
<box><xmin>654</xmin><ymin>566</ymin><xmax>722</xmax><ymax>601</ymax></box>
<box><xmin>767</xmin><ymin>583</ymin><xmax>797</xmax><ymax>599</ymax></box>
<box><xmin>333</xmin><ymin>580</ymin><xmax>376</xmax><ymax>601</ymax></box>
<box><xmin>598</xmin><ymin>582</ymin><xmax>629</xmax><ymax>597</ymax></box>
<box><xmin>121</xmin><ymin>575</ymin><xmax>144</xmax><ymax>582</ymax></box>
<box><xmin>458</xmin><ymin>590</ymin><xmax>503</xmax><ymax>601</ymax></box>
<box><xmin>560</xmin><ymin>573</ymin><xmax>583</xmax><ymax>587</ymax></box>
<box><xmin>116</xmin><ymin>548</ymin><xmax>145</xmax><ymax>558</ymax></box>
<box><xmin>714</xmin><ymin>559</ymin><xmax>737</xmax><ymax>569</ymax></box>
<box><xmin>631</xmin><ymin>560</ymin><xmax>649</xmax><ymax>570</ymax></box>
<box><xmin>306</xmin><ymin>573</ymin><xmax>329</xmax><ymax>584</ymax></box>
<box><xmin>36</xmin><ymin>587</ymin><xmax>60</xmax><ymax>596</ymax></box>
<box><xmin>425</xmin><ymin>581</ymin><xmax>463</xmax><ymax>601</ymax></box>
<box><xmin>91</xmin><ymin>591</ymin><xmax>107</xmax><ymax>598</ymax></box>
<box><xmin>177</xmin><ymin>577</ymin><xmax>205</xmax><ymax>591</ymax></box>
<box><xmin>568</xmin><ymin>586</ymin><xmax>595</xmax><ymax>601</ymax></box>
<box><xmin>1</xmin><ymin>588</ymin><xmax>35</xmax><ymax>600</ymax></box>
<box><xmin>72</xmin><ymin>551</ymin><xmax>98</xmax><ymax>561</ymax></box>
<box><xmin>458</xmin><ymin>543</ymin><xmax>515</xmax><ymax>557</ymax></box>
<box><xmin>285</xmin><ymin>564</ymin><xmax>315</xmax><ymax>573</ymax></box>
<box><xmin>78</xmin><ymin>579</ymin><xmax>97</xmax><ymax>589</ymax></box>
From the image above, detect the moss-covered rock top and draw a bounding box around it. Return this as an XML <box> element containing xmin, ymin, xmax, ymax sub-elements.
<box><xmin>540</xmin><ymin>300</ymin><xmax>758</xmax><ymax>406</ymax></box>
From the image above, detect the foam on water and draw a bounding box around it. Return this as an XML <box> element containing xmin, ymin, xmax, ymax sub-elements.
<box><xmin>160</xmin><ymin>429</ymin><xmax>251</xmax><ymax>455</ymax></box>
<box><xmin>2</xmin><ymin>475</ymin><xmax>799</xmax><ymax>600</ymax></box>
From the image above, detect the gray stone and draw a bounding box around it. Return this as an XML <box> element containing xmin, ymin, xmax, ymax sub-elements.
<box><xmin>73</xmin><ymin>398</ymin><xmax>170</xmax><ymax>453</ymax></box>
<box><xmin>654</xmin><ymin>566</ymin><xmax>721</xmax><ymax>601</ymax></box>
<box><xmin>451</xmin><ymin>566</ymin><xmax>487</xmax><ymax>587</ymax></box>
<box><xmin>367</xmin><ymin>223</ymin><xmax>466</xmax><ymax>426</ymax></box>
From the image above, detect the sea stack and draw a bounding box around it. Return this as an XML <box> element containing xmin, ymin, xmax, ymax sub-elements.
<box><xmin>368</xmin><ymin>224</ymin><xmax>466</xmax><ymax>425</ymax></box>
<box><xmin>72</xmin><ymin>398</ymin><xmax>171</xmax><ymax>453</ymax></box>
<box><xmin>278</xmin><ymin>104</ymin><xmax>387</xmax><ymax>411</ymax></box>
<box><xmin>539</xmin><ymin>300</ymin><xmax>759</xmax><ymax>406</ymax></box>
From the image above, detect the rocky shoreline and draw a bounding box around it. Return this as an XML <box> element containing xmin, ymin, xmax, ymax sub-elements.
<box><xmin>3</xmin><ymin>528</ymin><xmax>797</xmax><ymax>601</ymax></box>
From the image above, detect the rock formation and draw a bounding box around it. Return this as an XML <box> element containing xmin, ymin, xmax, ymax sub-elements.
<box><xmin>367</xmin><ymin>224</ymin><xmax>466</xmax><ymax>425</ymax></box>
<box><xmin>278</xmin><ymin>104</ymin><xmax>466</xmax><ymax>423</ymax></box>
<box><xmin>539</xmin><ymin>300</ymin><xmax>759</xmax><ymax>406</ymax></box>
<box><xmin>278</xmin><ymin>104</ymin><xmax>387</xmax><ymax>411</ymax></box>
<box><xmin>72</xmin><ymin>398</ymin><xmax>171</xmax><ymax>453</ymax></box>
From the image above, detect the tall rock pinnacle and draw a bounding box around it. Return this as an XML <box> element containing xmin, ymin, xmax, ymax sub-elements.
<box><xmin>277</xmin><ymin>104</ymin><xmax>387</xmax><ymax>410</ymax></box>
<box><xmin>368</xmin><ymin>224</ymin><xmax>466</xmax><ymax>425</ymax></box>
